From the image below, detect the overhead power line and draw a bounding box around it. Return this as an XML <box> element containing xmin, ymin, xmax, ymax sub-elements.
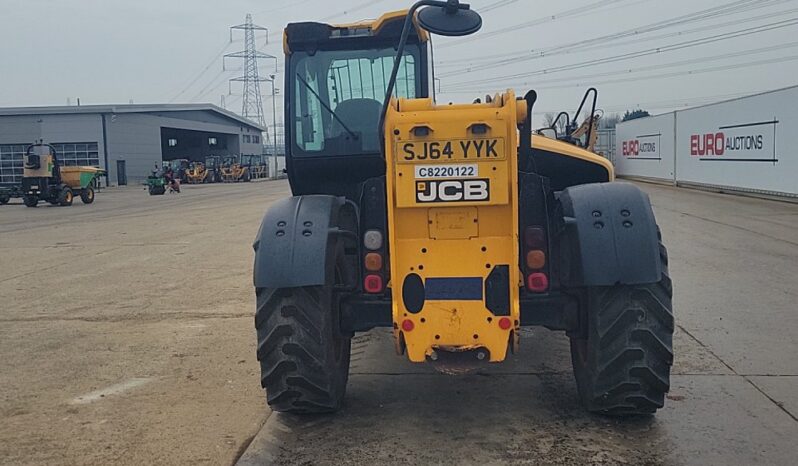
<box><xmin>438</xmin><ymin>0</ymin><xmax>646</xmax><ymax>49</ymax></box>
<box><xmin>444</xmin><ymin>40</ymin><xmax>798</xmax><ymax>92</ymax></box>
<box><xmin>438</xmin><ymin>3</ymin><xmax>798</xmax><ymax>71</ymax></box>
<box><xmin>443</xmin><ymin>17</ymin><xmax>798</xmax><ymax>88</ymax></box>
<box><xmin>480</xmin><ymin>0</ymin><xmax>522</xmax><ymax>13</ymax></box>
<box><xmin>442</xmin><ymin>54</ymin><xmax>798</xmax><ymax>95</ymax></box>
<box><xmin>169</xmin><ymin>40</ymin><xmax>241</xmax><ymax>102</ymax></box>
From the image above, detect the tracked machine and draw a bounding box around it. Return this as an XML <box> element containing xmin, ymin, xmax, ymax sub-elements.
<box><xmin>253</xmin><ymin>1</ymin><xmax>673</xmax><ymax>416</ymax></box>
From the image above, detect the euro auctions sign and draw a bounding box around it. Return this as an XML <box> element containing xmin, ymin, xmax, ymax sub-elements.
<box><xmin>689</xmin><ymin>120</ymin><xmax>778</xmax><ymax>162</ymax></box>
<box><xmin>622</xmin><ymin>134</ymin><xmax>661</xmax><ymax>159</ymax></box>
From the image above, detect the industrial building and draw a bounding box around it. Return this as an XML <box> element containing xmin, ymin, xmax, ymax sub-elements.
<box><xmin>0</xmin><ymin>104</ymin><xmax>265</xmax><ymax>186</ymax></box>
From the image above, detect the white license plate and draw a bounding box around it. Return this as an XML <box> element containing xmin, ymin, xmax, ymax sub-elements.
<box><xmin>414</xmin><ymin>164</ymin><xmax>478</xmax><ymax>179</ymax></box>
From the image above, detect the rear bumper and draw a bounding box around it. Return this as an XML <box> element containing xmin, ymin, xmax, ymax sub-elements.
<box><xmin>340</xmin><ymin>291</ymin><xmax>580</xmax><ymax>334</ymax></box>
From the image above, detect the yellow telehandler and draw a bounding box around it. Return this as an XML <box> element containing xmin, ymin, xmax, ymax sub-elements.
<box><xmin>253</xmin><ymin>1</ymin><xmax>673</xmax><ymax>416</ymax></box>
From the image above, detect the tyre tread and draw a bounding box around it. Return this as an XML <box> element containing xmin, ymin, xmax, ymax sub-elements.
<box><xmin>571</xmin><ymin>234</ymin><xmax>674</xmax><ymax>416</ymax></box>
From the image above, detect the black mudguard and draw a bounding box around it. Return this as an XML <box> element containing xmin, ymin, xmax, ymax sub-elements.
<box><xmin>253</xmin><ymin>195</ymin><xmax>353</xmax><ymax>289</ymax></box>
<box><xmin>558</xmin><ymin>182</ymin><xmax>662</xmax><ymax>287</ymax></box>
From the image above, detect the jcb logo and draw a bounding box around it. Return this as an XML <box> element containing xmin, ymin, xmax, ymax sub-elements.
<box><xmin>415</xmin><ymin>179</ymin><xmax>490</xmax><ymax>203</ymax></box>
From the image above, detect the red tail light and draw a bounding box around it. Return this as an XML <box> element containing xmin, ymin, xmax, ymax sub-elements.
<box><xmin>364</xmin><ymin>274</ymin><xmax>383</xmax><ymax>293</ymax></box>
<box><xmin>527</xmin><ymin>273</ymin><xmax>549</xmax><ymax>293</ymax></box>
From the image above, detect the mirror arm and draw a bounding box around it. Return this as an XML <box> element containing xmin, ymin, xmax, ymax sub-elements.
<box><xmin>379</xmin><ymin>0</ymin><xmax>466</xmax><ymax>147</ymax></box>
<box><xmin>519</xmin><ymin>90</ymin><xmax>538</xmax><ymax>173</ymax></box>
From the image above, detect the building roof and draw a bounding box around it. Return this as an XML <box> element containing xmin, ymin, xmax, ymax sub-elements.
<box><xmin>0</xmin><ymin>103</ymin><xmax>266</xmax><ymax>131</ymax></box>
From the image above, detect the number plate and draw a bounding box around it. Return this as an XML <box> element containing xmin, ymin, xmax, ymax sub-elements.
<box><xmin>414</xmin><ymin>164</ymin><xmax>478</xmax><ymax>179</ymax></box>
<box><xmin>398</xmin><ymin>138</ymin><xmax>505</xmax><ymax>162</ymax></box>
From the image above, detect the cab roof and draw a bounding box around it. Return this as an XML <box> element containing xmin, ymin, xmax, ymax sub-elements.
<box><xmin>284</xmin><ymin>10</ymin><xmax>428</xmax><ymax>54</ymax></box>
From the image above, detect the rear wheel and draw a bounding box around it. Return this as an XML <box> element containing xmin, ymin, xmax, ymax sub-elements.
<box><xmin>80</xmin><ymin>187</ymin><xmax>95</xmax><ymax>204</ymax></box>
<box><xmin>255</xmin><ymin>246</ymin><xmax>352</xmax><ymax>414</ymax></box>
<box><xmin>24</xmin><ymin>195</ymin><xmax>39</xmax><ymax>207</ymax></box>
<box><xmin>58</xmin><ymin>187</ymin><xmax>74</xmax><ymax>206</ymax></box>
<box><xmin>0</xmin><ymin>194</ymin><xmax>10</xmax><ymax>205</ymax></box>
<box><xmin>569</xmin><ymin>233</ymin><xmax>673</xmax><ymax>416</ymax></box>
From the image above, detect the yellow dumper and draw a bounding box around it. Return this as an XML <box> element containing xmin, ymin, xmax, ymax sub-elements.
<box><xmin>21</xmin><ymin>143</ymin><xmax>104</xmax><ymax>207</ymax></box>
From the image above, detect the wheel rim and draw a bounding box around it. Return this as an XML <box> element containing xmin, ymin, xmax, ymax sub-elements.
<box><xmin>66</xmin><ymin>192</ymin><xmax>72</xmax><ymax>202</ymax></box>
<box><xmin>87</xmin><ymin>189</ymin><xmax>94</xmax><ymax>200</ymax></box>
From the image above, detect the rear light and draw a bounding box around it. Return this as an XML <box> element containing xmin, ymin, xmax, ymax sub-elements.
<box><xmin>527</xmin><ymin>273</ymin><xmax>549</xmax><ymax>293</ymax></box>
<box><xmin>524</xmin><ymin>227</ymin><xmax>546</xmax><ymax>249</ymax></box>
<box><xmin>365</xmin><ymin>253</ymin><xmax>382</xmax><ymax>271</ymax></box>
<box><xmin>526</xmin><ymin>250</ymin><xmax>546</xmax><ymax>269</ymax></box>
<box><xmin>363</xmin><ymin>230</ymin><xmax>383</xmax><ymax>250</ymax></box>
<box><xmin>401</xmin><ymin>319</ymin><xmax>415</xmax><ymax>332</ymax></box>
<box><xmin>524</xmin><ymin>225</ymin><xmax>549</xmax><ymax>293</ymax></box>
<box><xmin>364</xmin><ymin>274</ymin><xmax>383</xmax><ymax>293</ymax></box>
<box><xmin>498</xmin><ymin>317</ymin><xmax>512</xmax><ymax>330</ymax></box>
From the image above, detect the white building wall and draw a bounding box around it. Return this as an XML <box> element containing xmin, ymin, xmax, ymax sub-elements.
<box><xmin>674</xmin><ymin>87</ymin><xmax>797</xmax><ymax>196</ymax></box>
<box><xmin>614</xmin><ymin>86</ymin><xmax>798</xmax><ymax>197</ymax></box>
<box><xmin>614</xmin><ymin>113</ymin><xmax>675</xmax><ymax>183</ymax></box>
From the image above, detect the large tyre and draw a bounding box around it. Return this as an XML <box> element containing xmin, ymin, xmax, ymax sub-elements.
<box><xmin>23</xmin><ymin>195</ymin><xmax>39</xmax><ymax>207</ymax></box>
<box><xmin>80</xmin><ymin>187</ymin><xmax>95</xmax><ymax>204</ymax></box>
<box><xmin>0</xmin><ymin>194</ymin><xmax>9</xmax><ymax>205</ymax></box>
<box><xmin>58</xmin><ymin>187</ymin><xmax>74</xmax><ymax>206</ymax></box>
<box><xmin>255</xmin><ymin>247</ymin><xmax>352</xmax><ymax>414</ymax></box>
<box><xmin>570</xmin><ymin>232</ymin><xmax>673</xmax><ymax>416</ymax></box>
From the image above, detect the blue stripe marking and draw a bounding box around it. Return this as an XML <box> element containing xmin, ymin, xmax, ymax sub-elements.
<box><xmin>425</xmin><ymin>277</ymin><xmax>483</xmax><ymax>301</ymax></box>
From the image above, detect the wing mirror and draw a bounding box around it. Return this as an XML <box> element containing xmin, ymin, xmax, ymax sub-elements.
<box><xmin>417</xmin><ymin>0</ymin><xmax>482</xmax><ymax>37</ymax></box>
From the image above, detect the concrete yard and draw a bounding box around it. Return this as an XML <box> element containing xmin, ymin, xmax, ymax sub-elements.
<box><xmin>1</xmin><ymin>181</ymin><xmax>797</xmax><ymax>465</ymax></box>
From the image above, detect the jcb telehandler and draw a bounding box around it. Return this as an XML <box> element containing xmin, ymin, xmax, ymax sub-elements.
<box><xmin>253</xmin><ymin>1</ymin><xmax>673</xmax><ymax>416</ymax></box>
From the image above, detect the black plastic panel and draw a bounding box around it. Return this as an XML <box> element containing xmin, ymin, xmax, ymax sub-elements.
<box><xmin>558</xmin><ymin>182</ymin><xmax>662</xmax><ymax>286</ymax></box>
<box><xmin>253</xmin><ymin>195</ymin><xmax>344</xmax><ymax>288</ymax></box>
<box><xmin>485</xmin><ymin>265</ymin><xmax>510</xmax><ymax>316</ymax></box>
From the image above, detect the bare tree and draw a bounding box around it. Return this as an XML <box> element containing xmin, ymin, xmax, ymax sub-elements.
<box><xmin>599</xmin><ymin>113</ymin><xmax>621</xmax><ymax>129</ymax></box>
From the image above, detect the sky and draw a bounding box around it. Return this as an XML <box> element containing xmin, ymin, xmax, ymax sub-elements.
<box><xmin>1</xmin><ymin>0</ymin><xmax>797</xmax><ymax>130</ymax></box>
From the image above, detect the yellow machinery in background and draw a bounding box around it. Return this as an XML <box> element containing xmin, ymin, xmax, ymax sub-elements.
<box><xmin>21</xmin><ymin>143</ymin><xmax>103</xmax><ymax>207</ymax></box>
<box><xmin>219</xmin><ymin>156</ymin><xmax>251</xmax><ymax>182</ymax></box>
<box><xmin>241</xmin><ymin>154</ymin><xmax>269</xmax><ymax>179</ymax></box>
<box><xmin>185</xmin><ymin>162</ymin><xmax>209</xmax><ymax>184</ymax></box>
<box><xmin>570</xmin><ymin>114</ymin><xmax>602</xmax><ymax>153</ymax></box>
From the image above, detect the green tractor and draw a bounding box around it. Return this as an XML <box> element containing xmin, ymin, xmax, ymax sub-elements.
<box><xmin>146</xmin><ymin>173</ymin><xmax>167</xmax><ymax>196</ymax></box>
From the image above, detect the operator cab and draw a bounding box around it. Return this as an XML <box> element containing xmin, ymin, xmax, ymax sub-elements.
<box><xmin>284</xmin><ymin>11</ymin><xmax>431</xmax><ymax>197</ymax></box>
